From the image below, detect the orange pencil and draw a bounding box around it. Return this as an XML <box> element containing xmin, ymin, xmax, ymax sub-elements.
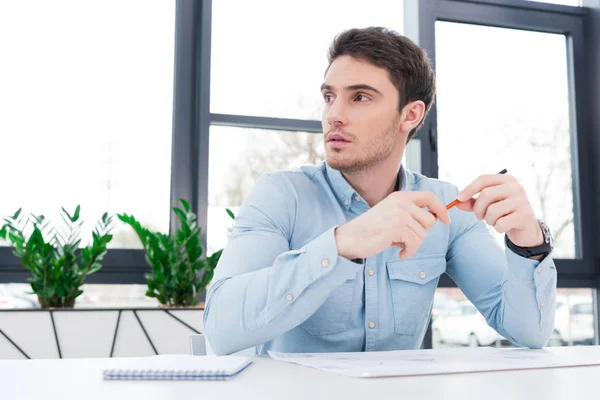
<box><xmin>445</xmin><ymin>199</ymin><xmax>461</xmax><ymax>210</ymax></box>
<box><xmin>445</xmin><ymin>169</ymin><xmax>507</xmax><ymax>210</ymax></box>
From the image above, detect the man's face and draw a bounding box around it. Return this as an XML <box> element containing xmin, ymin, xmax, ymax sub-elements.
<box><xmin>321</xmin><ymin>55</ymin><xmax>405</xmax><ymax>173</ymax></box>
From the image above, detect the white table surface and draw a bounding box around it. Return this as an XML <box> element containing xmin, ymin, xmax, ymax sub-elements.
<box><xmin>2</xmin><ymin>346</ymin><xmax>599</xmax><ymax>400</ymax></box>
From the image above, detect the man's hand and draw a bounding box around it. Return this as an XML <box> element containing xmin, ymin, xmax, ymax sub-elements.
<box><xmin>335</xmin><ymin>191</ymin><xmax>451</xmax><ymax>260</ymax></box>
<box><xmin>456</xmin><ymin>174</ymin><xmax>544</xmax><ymax>249</ymax></box>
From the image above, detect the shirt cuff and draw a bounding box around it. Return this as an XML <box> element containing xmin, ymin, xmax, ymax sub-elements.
<box><xmin>505</xmin><ymin>245</ymin><xmax>556</xmax><ymax>283</ymax></box>
<box><xmin>304</xmin><ymin>225</ymin><xmax>361</xmax><ymax>283</ymax></box>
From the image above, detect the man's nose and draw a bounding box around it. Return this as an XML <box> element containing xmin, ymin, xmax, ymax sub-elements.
<box><xmin>326</xmin><ymin>99</ymin><xmax>347</xmax><ymax>128</ymax></box>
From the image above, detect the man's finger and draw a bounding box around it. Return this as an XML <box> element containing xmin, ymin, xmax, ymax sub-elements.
<box><xmin>471</xmin><ymin>186</ymin><xmax>511</xmax><ymax>220</ymax></box>
<box><xmin>456</xmin><ymin>198</ymin><xmax>475</xmax><ymax>211</ymax></box>
<box><xmin>392</xmin><ymin>229</ymin><xmax>420</xmax><ymax>259</ymax></box>
<box><xmin>410</xmin><ymin>204</ymin><xmax>438</xmax><ymax>230</ymax></box>
<box><xmin>457</xmin><ymin>174</ymin><xmax>510</xmax><ymax>202</ymax></box>
<box><xmin>406</xmin><ymin>215</ymin><xmax>428</xmax><ymax>239</ymax></box>
<box><xmin>409</xmin><ymin>192</ymin><xmax>451</xmax><ymax>224</ymax></box>
<box><xmin>494</xmin><ymin>212</ymin><xmax>523</xmax><ymax>233</ymax></box>
<box><xmin>484</xmin><ymin>198</ymin><xmax>517</xmax><ymax>228</ymax></box>
<box><xmin>399</xmin><ymin>245</ymin><xmax>418</xmax><ymax>259</ymax></box>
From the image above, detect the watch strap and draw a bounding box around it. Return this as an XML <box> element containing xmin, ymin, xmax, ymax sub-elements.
<box><xmin>505</xmin><ymin>234</ymin><xmax>552</xmax><ymax>258</ymax></box>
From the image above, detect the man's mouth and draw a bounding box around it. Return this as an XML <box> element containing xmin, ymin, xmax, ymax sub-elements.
<box><xmin>327</xmin><ymin>133</ymin><xmax>350</xmax><ymax>142</ymax></box>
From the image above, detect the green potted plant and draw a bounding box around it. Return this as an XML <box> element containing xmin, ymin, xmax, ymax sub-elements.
<box><xmin>117</xmin><ymin>199</ymin><xmax>234</xmax><ymax>307</ymax></box>
<box><xmin>0</xmin><ymin>206</ymin><xmax>114</xmax><ymax>308</ymax></box>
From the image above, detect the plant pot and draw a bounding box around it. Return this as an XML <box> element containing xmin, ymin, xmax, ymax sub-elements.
<box><xmin>0</xmin><ymin>306</ymin><xmax>205</xmax><ymax>359</ymax></box>
<box><xmin>158</xmin><ymin>302</ymin><xmax>204</xmax><ymax>309</ymax></box>
<box><xmin>37</xmin><ymin>295</ymin><xmax>75</xmax><ymax>309</ymax></box>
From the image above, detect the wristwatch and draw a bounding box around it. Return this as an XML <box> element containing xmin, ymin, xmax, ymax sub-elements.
<box><xmin>505</xmin><ymin>219</ymin><xmax>554</xmax><ymax>258</ymax></box>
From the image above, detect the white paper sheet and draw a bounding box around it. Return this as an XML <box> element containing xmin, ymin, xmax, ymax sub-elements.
<box><xmin>268</xmin><ymin>346</ymin><xmax>600</xmax><ymax>378</ymax></box>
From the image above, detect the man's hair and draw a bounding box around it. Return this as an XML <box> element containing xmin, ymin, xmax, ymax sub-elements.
<box><xmin>327</xmin><ymin>27</ymin><xmax>436</xmax><ymax>142</ymax></box>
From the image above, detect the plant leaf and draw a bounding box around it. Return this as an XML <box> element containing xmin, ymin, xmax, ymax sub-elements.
<box><xmin>11</xmin><ymin>208</ymin><xmax>22</xmax><ymax>220</ymax></box>
<box><xmin>179</xmin><ymin>199</ymin><xmax>191</xmax><ymax>213</ymax></box>
<box><xmin>226</xmin><ymin>208</ymin><xmax>235</xmax><ymax>220</ymax></box>
<box><xmin>72</xmin><ymin>205</ymin><xmax>81</xmax><ymax>222</ymax></box>
<box><xmin>61</xmin><ymin>207</ymin><xmax>73</xmax><ymax>221</ymax></box>
<box><xmin>172</xmin><ymin>208</ymin><xmax>187</xmax><ymax>224</ymax></box>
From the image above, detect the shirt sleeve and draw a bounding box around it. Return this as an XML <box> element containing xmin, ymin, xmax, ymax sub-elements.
<box><xmin>445</xmin><ymin>202</ymin><xmax>557</xmax><ymax>349</ymax></box>
<box><xmin>203</xmin><ymin>174</ymin><xmax>360</xmax><ymax>355</ymax></box>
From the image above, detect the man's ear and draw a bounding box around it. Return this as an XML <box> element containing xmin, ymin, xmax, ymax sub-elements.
<box><xmin>399</xmin><ymin>101</ymin><xmax>426</xmax><ymax>134</ymax></box>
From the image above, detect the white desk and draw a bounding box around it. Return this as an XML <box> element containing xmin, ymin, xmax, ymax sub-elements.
<box><xmin>2</xmin><ymin>346</ymin><xmax>599</xmax><ymax>400</ymax></box>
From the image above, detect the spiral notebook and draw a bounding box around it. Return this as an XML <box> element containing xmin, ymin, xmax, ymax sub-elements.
<box><xmin>103</xmin><ymin>354</ymin><xmax>252</xmax><ymax>381</ymax></box>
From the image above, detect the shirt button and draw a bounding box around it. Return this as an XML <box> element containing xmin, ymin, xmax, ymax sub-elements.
<box><xmin>540</xmin><ymin>301</ymin><xmax>546</xmax><ymax>308</ymax></box>
<box><xmin>285</xmin><ymin>293</ymin><xmax>293</xmax><ymax>301</ymax></box>
<box><xmin>343</xmin><ymin>199</ymin><xmax>349</xmax><ymax>206</ymax></box>
<box><xmin>368</xmin><ymin>269</ymin><xmax>375</xmax><ymax>276</ymax></box>
<box><xmin>321</xmin><ymin>258</ymin><xmax>330</xmax><ymax>268</ymax></box>
<box><xmin>537</xmin><ymin>267</ymin><xmax>543</xmax><ymax>274</ymax></box>
<box><xmin>368</xmin><ymin>321</ymin><xmax>376</xmax><ymax>329</ymax></box>
<box><xmin>419</xmin><ymin>271</ymin><xmax>426</xmax><ymax>279</ymax></box>
<box><xmin>355</xmin><ymin>196</ymin><xmax>361</xmax><ymax>202</ymax></box>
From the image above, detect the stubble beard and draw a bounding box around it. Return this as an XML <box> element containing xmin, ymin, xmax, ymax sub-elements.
<box><xmin>326</xmin><ymin>117</ymin><xmax>400</xmax><ymax>174</ymax></box>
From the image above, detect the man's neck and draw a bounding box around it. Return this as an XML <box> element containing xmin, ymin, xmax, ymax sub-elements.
<box><xmin>342</xmin><ymin>159</ymin><xmax>401</xmax><ymax>207</ymax></box>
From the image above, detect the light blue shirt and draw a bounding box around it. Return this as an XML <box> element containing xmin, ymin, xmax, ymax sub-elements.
<box><xmin>204</xmin><ymin>162</ymin><xmax>557</xmax><ymax>355</ymax></box>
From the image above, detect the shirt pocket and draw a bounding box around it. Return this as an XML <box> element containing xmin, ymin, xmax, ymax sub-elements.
<box><xmin>386</xmin><ymin>255</ymin><xmax>446</xmax><ymax>336</ymax></box>
<box><xmin>298</xmin><ymin>280</ymin><xmax>357</xmax><ymax>336</ymax></box>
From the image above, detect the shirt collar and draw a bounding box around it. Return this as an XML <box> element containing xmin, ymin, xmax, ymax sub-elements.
<box><xmin>324</xmin><ymin>162</ymin><xmax>406</xmax><ymax>211</ymax></box>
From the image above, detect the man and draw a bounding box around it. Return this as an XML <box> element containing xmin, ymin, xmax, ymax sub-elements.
<box><xmin>204</xmin><ymin>27</ymin><xmax>556</xmax><ymax>355</ymax></box>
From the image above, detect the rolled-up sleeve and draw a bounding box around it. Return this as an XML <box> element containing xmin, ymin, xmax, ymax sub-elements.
<box><xmin>203</xmin><ymin>175</ymin><xmax>359</xmax><ymax>355</ymax></box>
<box><xmin>446</xmin><ymin>208</ymin><xmax>557</xmax><ymax>349</ymax></box>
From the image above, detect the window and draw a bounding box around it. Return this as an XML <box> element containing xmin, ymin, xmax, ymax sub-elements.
<box><xmin>0</xmin><ymin>0</ymin><xmax>176</xmax><ymax>249</ymax></box>
<box><xmin>207</xmin><ymin>126</ymin><xmax>326</xmax><ymax>253</ymax></box>
<box><xmin>208</xmin><ymin>0</ymin><xmax>409</xmax><ymax>253</ymax></box>
<box><xmin>0</xmin><ymin>283</ymin><xmax>156</xmax><ymax>309</ymax></box>
<box><xmin>528</xmin><ymin>0</ymin><xmax>581</xmax><ymax>6</ymax></box>
<box><xmin>433</xmin><ymin>288</ymin><xmax>596</xmax><ymax>348</ymax></box>
<box><xmin>210</xmin><ymin>0</ymin><xmax>404</xmax><ymax>120</ymax></box>
<box><xmin>435</xmin><ymin>22</ymin><xmax>576</xmax><ymax>259</ymax></box>
<box><xmin>207</xmin><ymin>126</ymin><xmax>416</xmax><ymax>253</ymax></box>
<box><xmin>572</xmin><ymin>304</ymin><xmax>593</xmax><ymax>315</ymax></box>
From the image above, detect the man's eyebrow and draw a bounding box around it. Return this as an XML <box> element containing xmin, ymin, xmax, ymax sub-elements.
<box><xmin>347</xmin><ymin>84</ymin><xmax>382</xmax><ymax>95</ymax></box>
<box><xmin>320</xmin><ymin>83</ymin><xmax>382</xmax><ymax>95</ymax></box>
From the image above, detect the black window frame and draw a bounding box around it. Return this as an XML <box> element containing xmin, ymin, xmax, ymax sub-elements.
<box><xmin>404</xmin><ymin>0</ymin><xmax>598</xmax><ymax>288</ymax></box>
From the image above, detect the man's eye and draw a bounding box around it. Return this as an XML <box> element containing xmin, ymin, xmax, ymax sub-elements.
<box><xmin>356</xmin><ymin>94</ymin><xmax>369</xmax><ymax>102</ymax></box>
<box><xmin>323</xmin><ymin>94</ymin><xmax>334</xmax><ymax>102</ymax></box>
